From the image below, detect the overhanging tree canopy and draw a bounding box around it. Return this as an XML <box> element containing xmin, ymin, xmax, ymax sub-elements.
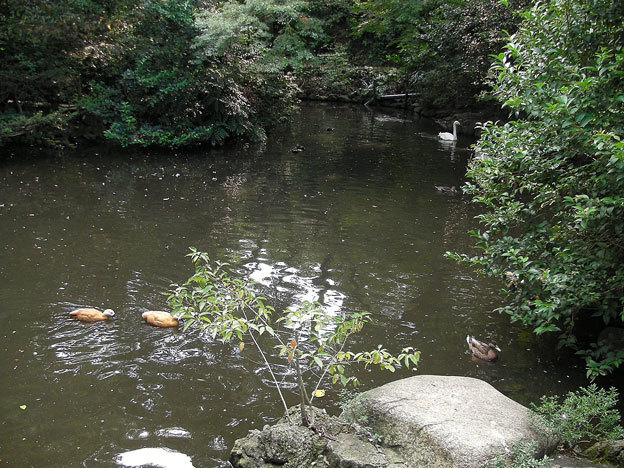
<box><xmin>453</xmin><ymin>0</ymin><xmax>624</xmax><ymax>378</ymax></box>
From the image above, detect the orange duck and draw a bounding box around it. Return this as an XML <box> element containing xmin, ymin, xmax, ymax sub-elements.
<box><xmin>70</xmin><ymin>308</ymin><xmax>116</xmax><ymax>322</ymax></box>
<box><xmin>142</xmin><ymin>311</ymin><xmax>180</xmax><ymax>328</ymax></box>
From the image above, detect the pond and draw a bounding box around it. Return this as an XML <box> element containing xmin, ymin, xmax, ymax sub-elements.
<box><xmin>0</xmin><ymin>103</ymin><xmax>588</xmax><ymax>467</ymax></box>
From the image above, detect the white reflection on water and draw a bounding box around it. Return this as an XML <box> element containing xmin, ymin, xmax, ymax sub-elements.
<box><xmin>245</xmin><ymin>260</ymin><xmax>345</xmax><ymax>315</ymax></box>
<box><xmin>155</xmin><ymin>427</ymin><xmax>192</xmax><ymax>439</ymax></box>
<box><xmin>125</xmin><ymin>427</ymin><xmax>192</xmax><ymax>440</ymax></box>
<box><xmin>116</xmin><ymin>447</ymin><xmax>195</xmax><ymax>468</ymax></box>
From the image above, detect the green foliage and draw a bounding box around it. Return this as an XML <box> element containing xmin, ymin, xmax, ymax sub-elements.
<box><xmin>493</xmin><ymin>385</ymin><xmax>623</xmax><ymax>466</ymax></box>
<box><xmin>167</xmin><ymin>248</ymin><xmax>420</xmax><ymax>425</ymax></box>
<box><xmin>337</xmin><ymin>391</ymin><xmax>385</xmax><ymax>445</ymax></box>
<box><xmin>298</xmin><ymin>49</ymin><xmax>352</xmax><ymax>96</ymax></box>
<box><xmin>338</xmin><ymin>388</ymin><xmax>362</xmax><ymax>412</ymax></box>
<box><xmin>491</xmin><ymin>441</ymin><xmax>552</xmax><ymax>468</ymax></box>
<box><xmin>277</xmin><ymin>302</ymin><xmax>419</xmax><ymax>387</ymax></box>
<box><xmin>194</xmin><ymin>0</ymin><xmax>305</xmax><ymax>59</ymax></box>
<box><xmin>530</xmin><ymin>384</ymin><xmax>623</xmax><ymax>448</ymax></box>
<box><xmin>83</xmin><ymin>0</ymin><xmax>279</xmax><ymax>148</ymax></box>
<box><xmin>2</xmin><ymin>0</ymin><xmax>530</xmax><ymax>146</ymax></box>
<box><xmin>0</xmin><ymin>109</ymin><xmax>76</xmax><ymax>147</ymax></box>
<box><xmin>411</xmin><ymin>0</ymin><xmax>529</xmax><ymax>108</ymax></box>
<box><xmin>2</xmin><ymin>0</ymin><xmax>303</xmax><ymax>148</ymax></box>
<box><xmin>451</xmin><ymin>0</ymin><xmax>624</xmax><ymax>377</ymax></box>
<box><xmin>350</xmin><ymin>0</ymin><xmax>528</xmax><ymax>108</ymax></box>
<box><xmin>192</xmin><ymin>0</ymin><xmax>303</xmax><ymax>129</ymax></box>
<box><xmin>351</xmin><ymin>0</ymin><xmax>427</xmax><ymax>65</ymax></box>
<box><xmin>0</xmin><ymin>0</ymin><xmax>119</xmax><ymax>146</ymax></box>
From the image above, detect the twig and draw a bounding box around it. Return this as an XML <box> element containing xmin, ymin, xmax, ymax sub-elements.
<box><xmin>242</xmin><ymin>309</ymin><xmax>291</xmax><ymax>422</ymax></box>
<box><xmin>309</xmin><ymin>330</ymin><xmax>353</xmax><ymax>405</ymax></box>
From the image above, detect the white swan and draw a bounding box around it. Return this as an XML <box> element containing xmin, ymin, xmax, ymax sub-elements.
<box><xmin>438</xmin><ymin>121</ymin><xmax>461</xmax><ymax>141</ymax></box>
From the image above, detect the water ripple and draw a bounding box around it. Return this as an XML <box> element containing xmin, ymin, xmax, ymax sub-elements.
<box><xmin>1</xmin><ymin>104</ymin><xmax>592</xmax><ymax>468</ymax></box>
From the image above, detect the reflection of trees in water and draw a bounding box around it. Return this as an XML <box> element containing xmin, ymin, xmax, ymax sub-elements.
<box><xmin>2</xmin><ymin>104</ymin><xmax>479</xmax><ymax>326</ymax></box>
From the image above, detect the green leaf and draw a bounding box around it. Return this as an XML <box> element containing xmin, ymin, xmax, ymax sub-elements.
<box><xmin>183</xmin><ymin>318</ymin><xmax>196</xmax><ymax>332</ymax></box>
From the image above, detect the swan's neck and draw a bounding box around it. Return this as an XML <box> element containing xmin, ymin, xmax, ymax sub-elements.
<box><xmin>453</xmin><ymin>122</ymin><xmax>458</xmax><ymax>137</ymax></box>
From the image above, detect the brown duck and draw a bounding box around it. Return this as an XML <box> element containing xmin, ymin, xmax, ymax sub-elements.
<box><xmin>466</xmin><ymin>335</ymin><xmax>501</xmax><ymax>362</ymax></box>
<box><xmin>70</xmin><ymin>308</ymin><xmax>116</xmax><ymax>322</ymax></box>
<box><xmin>142</xmin><ymin>311</ymin><xmax>180</xmax><ymax>328</ymax></box>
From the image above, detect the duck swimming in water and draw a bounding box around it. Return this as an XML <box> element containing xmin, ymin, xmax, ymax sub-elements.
<box><xmin>435</xmin><ymin>185</ymin><xmax>460</xmax><ymax>194</ymax></box>
<box><xmin>142</xmin><ymin>311</ymin><xmax>180</xmax><ymax>328</ymax></box>
<box><xmin>70</xmin><ymin>308</ymin><xmax>115</xmax><ymax>322</ymax></box>
<box><xmin>466</xmin><ymin>335</ymin><xmax>501</xmax><ymax>362</ymax></box>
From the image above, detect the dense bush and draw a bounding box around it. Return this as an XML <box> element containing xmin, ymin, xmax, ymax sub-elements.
<box><xmin>81</xmin><ymin>0</ymin><xmax>303</xmax><ymax>147</ymax></box>
<box><xmin>412</xmin><ymin>0</ymin><xmax>529</xmax><ymax>109</ymax></box>
<box><xmin>530</xmin><ymin>384</ymin><xmax>623</xmax><ymax>448</ymax></box>
<box><xmin>1</xmin><ymin>0</ymin><xmax>305</xmax><ymax>148</ymax></box>
<box><xmin>350</xmin><ymin>0</ymin><xmax>528</xmax><ymax>109</ymax></box>
<box><xmin>0</xmin><ymin>0</ymin><xmax>116</xmax><ymax>146</ymax></box>
<box><xmin>452</xmin><ymin>0</ymin><xmax>624</xmax><ymax>377</ymax></box>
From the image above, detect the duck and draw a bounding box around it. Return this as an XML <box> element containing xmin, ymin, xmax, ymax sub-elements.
<box><xmin>438</xmin><ymin>121</ymin><xmax>461</xmax><ymax>141</ymax></box>
<box><xmin>435</xmin><ymin>185</ymin><xmax>460</xmax><ymax>194</ymax></box>
<box><xmin>466</xmin><ymin>335</ymin><xmax>501</xmax><ymax>362</ymax></box>
<box><xmin>291</xmin><ymin>144</ymin><xmax>305</xmax><ymax>153</ymax></box>
<box><xmin>142</xmin><ymin>310</ymin><xmax>180</xmax><ymax>328</ymax></box>
<box><xmin>69</xmin><ymin>308</ymin><xmax>116</xmax><ymax>322</ymax></box>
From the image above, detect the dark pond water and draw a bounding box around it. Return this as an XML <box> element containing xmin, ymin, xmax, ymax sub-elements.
<box><xmin>1</xmin><ymin>103</ymin><xmax>588</xmax><ymax>467</ymax></box>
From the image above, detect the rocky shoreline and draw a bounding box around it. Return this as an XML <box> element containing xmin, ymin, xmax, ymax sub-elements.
<box><xmin>229</xmin><ymin>375</ymin><xmax>623</xmax><ymax>468</ymax></box>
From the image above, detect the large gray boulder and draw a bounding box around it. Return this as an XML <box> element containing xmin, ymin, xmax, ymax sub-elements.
<box><xmin>229</xmin><ymin>376</ymin><xmax>619</xmax><ymax>468</ymax></box>
<box><xmin>342</xmin><ymin>375</ymin><xmax>545</xmax><ymax>468</ymax></box>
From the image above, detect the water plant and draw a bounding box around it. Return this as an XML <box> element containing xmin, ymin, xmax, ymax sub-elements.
<box><xmin>529</xmin><ymin>384</ymin><xmax>623</xmax><ymax>449</ymax></box>
<box><xmin>491</xmin><ymin>440</ymin><xmax>551</xmax><ymax>468</ymax></box>
<box><xmin>492</xmin><ymin>384</ymin><xmax>622</xmax><ymax>467</ymax></box>
<box><xmin>166</xmin><ymin>248</ymin><xmax>420</xmax><ymax>426</ymax></box>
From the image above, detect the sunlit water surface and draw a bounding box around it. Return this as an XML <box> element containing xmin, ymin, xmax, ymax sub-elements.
<box><xmin>1</xmin><ymin>104</ymin><xmax>589</xmax><ymax>467</ymax></box>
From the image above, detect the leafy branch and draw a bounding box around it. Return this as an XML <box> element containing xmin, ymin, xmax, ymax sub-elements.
<box><xmin>167</xmin><ymin>248</ymin><xmax>421</xmax><ymax>426</ymax></box>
